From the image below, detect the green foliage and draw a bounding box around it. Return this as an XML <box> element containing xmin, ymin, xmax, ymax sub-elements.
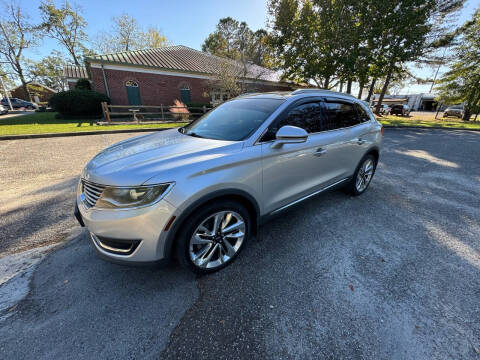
<box><xmin>436</xmin><ymin>9</ymin><xmax>480</xmax><ymax>121</ymax></box>
<box><xmin>39</xmin><ymin>0</ymin><xmax>89</xmax><ymax>65</ymax></box>
<box><xmin>75</xmin><ymin>78</ymin><xmax>92</xmax><ymax>90</ymax></box>
<box><xmin>49</xmin><ymin>90</ymin><xmax>109</xmax><ymax>117</ymax></box>
<box><xmin>268</xmin><ymin>0</ymin><xmax>439</xmax><ymax>90</ymax></box>
<box><xmin>202</xmin><ymin>17</ymin><xmax>273</xmax><ymax>68</ymax></box>
<box><xmin>30</xmin><ymin>50</ymin><xmax>67</xmax><ymax>91</ymax></box>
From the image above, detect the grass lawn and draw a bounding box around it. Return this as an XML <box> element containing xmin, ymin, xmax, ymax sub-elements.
<box><xmin>377</xmin><ymin>113</ymin><xmax>480</xmax><ymax>130</ymax></box>
<box><xmin>0</xmin><ymin>112</ymin><xmax>187</xmax><ymax>136</ymax></box>
<box><xmin>2</xmin><ymin>111</ymin><xmax>479</xmax><ymax>136</ymax></box>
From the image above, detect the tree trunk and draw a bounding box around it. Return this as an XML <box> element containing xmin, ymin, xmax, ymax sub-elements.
<box><xmin>71</xmin><ymin>51</ymin><xmax>80</xmax><ymax>66</ymax></box>
<box><xmin>376</xmin><ymin>68</ymin><xmax>393</xmax><ymax>115</ymax></box>
<box><xmin>471</xmin><ymin>92</ymin><xmax>480</xmax><ymax>122</ymax></box>
<box><xmin>339</xmin><ymin>81</ymin><xmax>344</xmax><ymax>92</ymax></box>
<box><xmin>435</xmin><ymin>103</ymin><xmax>442</xmax><ymax>119</ymax></box>
<box><xmin>366</xmin><ymin>78</ymin><xmax>376</xmax><ymax>102</ymax></box>
<box><xmin>464</xmin><ymin>79</ymin><xmax>480</xmax><ymax>121</ymax></box>
<box><xmin>346</xmin><ymin>79</ymin><xmax>352</xmax><ymax>94</ymax></box>
<box><xmin>357</xmin><ymin>80</ymin><xmax>365</xmax><ymax>100</ymax></box>
<box><xmin>323</xmin><ymin>76</ymin><xmax>330</xmax><ymax>89</ymax></box>
<box><xmin>17</xmin><ymin>70</ymin><xmax>32</xmax><ymax>102</ymax></box>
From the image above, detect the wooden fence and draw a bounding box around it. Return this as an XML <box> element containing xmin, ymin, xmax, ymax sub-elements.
<box><xmin>100</xmin><ymin>102</ymin><xmax>212</xmax><ymax>124</ymax></box>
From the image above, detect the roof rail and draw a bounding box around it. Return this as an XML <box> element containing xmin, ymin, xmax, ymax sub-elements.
<box><xmin>291</xmin><ymin>88</ymin><xmax>325</xmax><ymax>94</ymax></box>
<box><xmin>291</xmin><ymin>88</ymin><xmax>357</xmax><ymax>98</ymax></box>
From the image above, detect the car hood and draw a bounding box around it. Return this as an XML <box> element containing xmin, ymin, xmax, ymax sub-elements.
<box><xmin>82</xmin><ymin>128</ymin><xmax>242</xmax><ymax>186</ymax></box>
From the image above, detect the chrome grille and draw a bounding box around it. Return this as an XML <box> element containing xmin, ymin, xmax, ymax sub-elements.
<box><xmin>81</xmin><ymin>180</ymin><xmax>106</xmax><ymax>208</ymax></box>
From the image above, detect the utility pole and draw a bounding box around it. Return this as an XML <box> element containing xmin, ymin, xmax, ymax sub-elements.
<box><xmin>429</xmin><ymin>48</ymin><xmax>447</xmax><ymax>93</ymax></box>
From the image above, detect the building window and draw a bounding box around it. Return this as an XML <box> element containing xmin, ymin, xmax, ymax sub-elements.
<box><xmin>180</xmin><ymin>85</ymin><xmax>191</xmax><ymax>104</ymax></box>
<box><xmin>210</xmin><ymin>88</ymin><xmax>230</xmax><ymax>105</ymax></box>
<box><xmin>125</xmin><ymin>80</ymin><xmax>141</xmax><ymax>105</ymax></box>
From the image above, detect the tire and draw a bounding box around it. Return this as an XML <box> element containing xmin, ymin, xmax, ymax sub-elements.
<box><xmin>175</xmin><ymin>200</ymin><xmax>251</xmax><ymax>274</ymax></box>
<box><xmin>346</xmin><ymin>154</ymin><xmax>377</xmax><ymax>196</ymax></box>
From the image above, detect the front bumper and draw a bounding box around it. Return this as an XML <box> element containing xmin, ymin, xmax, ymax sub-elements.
<box><xmin>75</xmin><ymin>195</ymin><xmax>177</xmax><ymax>264</ymax></box>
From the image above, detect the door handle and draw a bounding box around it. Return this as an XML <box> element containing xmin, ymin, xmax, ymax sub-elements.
<box><xmin>314</xmin><ymin>147</ymin><xmax>327</xmax><ymax>157</ymax></box>
<box><xmin>357</xmin><ymin>138</ymin><xmax>366</xmax><ymax>145</ymax></box>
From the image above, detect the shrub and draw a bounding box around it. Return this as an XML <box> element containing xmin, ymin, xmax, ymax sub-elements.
<box><xmin>75</xmin><ymin>78</ymin><xmax>92</xmax><ymax>90</ymax></box>
<box><xmin>185</xmin><ymin>102</ymin><xmax>211</xmax><ymax>108</ymax></box>
<box><xmin>49</xmin><ymin>90</ymin><xmax>109</xmax><ymax>117</ymax></box>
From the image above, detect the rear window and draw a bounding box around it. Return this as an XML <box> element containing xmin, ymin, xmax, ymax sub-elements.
<box><xmin>322</xmin><ymin>101</ymin><xmax>359</xmax><ymax>129</ymax></box>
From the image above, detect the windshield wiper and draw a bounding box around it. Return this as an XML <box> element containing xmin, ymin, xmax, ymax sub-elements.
<box><xmin>186</xmin><ymin>132</ymin><xmax>205</xmax><ymax>138</ymax></box>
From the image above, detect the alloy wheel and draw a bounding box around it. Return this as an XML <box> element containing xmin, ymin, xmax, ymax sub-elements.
<box><xmin>355</xmin><ymin>158</ymin><xmax>374</xmax><ymax>193</ymax></box>
<box><xmin>189</xmin><ymin>211</ymin><xmax>245</xmax><ymax>269</ymax></box>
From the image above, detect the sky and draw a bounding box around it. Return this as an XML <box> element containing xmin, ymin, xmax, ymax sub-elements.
<box><xmin>18</xmin><ymin>0</ymin><xmax>480</xmax><ymax>95</ymax></box>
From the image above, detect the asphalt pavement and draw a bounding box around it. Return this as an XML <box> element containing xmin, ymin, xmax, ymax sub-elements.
<box><xmin>1</xmin><ymin>128</ymin><xmax>479</xmax><ymax>359</ymax></box>
<box><xmin>0</xmin><ymin>132</ymin><xmax>138</xmax><ymax>256</ymax></box>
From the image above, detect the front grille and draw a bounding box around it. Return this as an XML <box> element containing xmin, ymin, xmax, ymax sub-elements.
<box><xmin>81</xmin><ymin>180</ymin><xmax>106</xmax><ymax>208</ymax></box>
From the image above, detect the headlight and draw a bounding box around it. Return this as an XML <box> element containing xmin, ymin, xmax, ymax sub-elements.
<box><xmin>95</xmin><ymin>183</ymin><xmax>173</xmax><ymax>209</ymax></box>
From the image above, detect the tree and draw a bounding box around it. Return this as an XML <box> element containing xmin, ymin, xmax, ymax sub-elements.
<box><xmin>202</xmin><ymin>17</ymin><xmax>272</xmax><ymax>68</ymax></box>
<box><xmin>39</xmin><ymin>0</ymin><xmax>89</xmax><ymax>66</ymax></box>
<box><xmin>371</xmin><ymin>0</ymin><xmax>461</xmax><ymax>114</ymax></box>
<box><xmin>267</xmin><ymin>0</ymin><xmax>464</xmax><ymax>107</ymax></box>
<box><xmin>268</xmin><ymin>0</ymin><xmax>371</xmax><ymax>89</ymax></box>
<box><xmin>75</xmin><ymin>78</ymin><xmax>91</xmax><ymax>90</ymax></box>
<box><xmin>111</xmin><ymin>13</ymin><xmax>138</xmax><ymax>51</ymax></box>
<box><xmin>207</xmin><ymin>60</ymin><xmax>242</xmax><ymax>101</ymax></box>
<box><xmin>436</xmin><ymin>9</ymin><xmax>480</xmax><ymax>121</ymax></box>
<box><xmin>0</xmin><ymin>1</ymin><xmax>39</xmax><ymax>101</ymax></box>
<box><xmin>202</xmin><ymin>17</ymin><xmax>240</xmax><ymax>59</ymax></box>
<box><xmin>140</xmin><ymin>27</ymin><xmax>168</xmax><ymax>48</ymax></box>
<box><xmin>30</xmin><ymin>50</ymin><xmax>67</xmax><ymax>91</ymax></box>
<box><xmin>94</xmin><ymin>14</ymin><xmax>168</xmax><ymax>53</ymax></box>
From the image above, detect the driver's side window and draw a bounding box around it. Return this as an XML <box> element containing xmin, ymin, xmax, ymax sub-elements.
<box><xmin>260</xmin><ymin>102</ymin><xmax>322</xmax><ymax>142</ymax></box>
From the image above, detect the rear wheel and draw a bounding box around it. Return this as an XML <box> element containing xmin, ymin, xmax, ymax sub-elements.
<box><xmin>346</xmin><ymin>154</ymin><xmax>377</xmax><ymax>196</ymax></box>
<box><xmin>175</xmin><ymin>200</ymin><xmax>251</xmax><ymax>274</ymax></box>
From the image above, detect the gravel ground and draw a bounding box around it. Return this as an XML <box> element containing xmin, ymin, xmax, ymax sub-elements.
<box><xmin>0</xmin><ymin>132</ymin><xmax>146</xmax><ymax>256</ymax></box>
<box><xmin>0</xmin><ymin>128</ymin><xmax>479</xmax><ymax>359</ymax></box>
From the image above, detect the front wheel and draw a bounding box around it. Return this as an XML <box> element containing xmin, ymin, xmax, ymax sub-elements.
<box><xmin>346</xmin><ymin>154</ymin><xmax>377</xmax><ymax>196</ymax></box>
<box><xmin>175</xmin><ymin>200</ymin><xmax>251</xmax><ymax>274</ymax></box>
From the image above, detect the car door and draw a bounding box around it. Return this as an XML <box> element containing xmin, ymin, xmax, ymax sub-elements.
<box><xmin>260</xmin><ymin>99</ymin><xmax>350</xmax><ymax>214</ymax></box>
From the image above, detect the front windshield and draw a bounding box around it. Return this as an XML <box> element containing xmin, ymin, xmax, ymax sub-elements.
<box><xmin>182</xmin><ymin>98</ymin><xmax>284</xmax><ymax>141</ymax></box>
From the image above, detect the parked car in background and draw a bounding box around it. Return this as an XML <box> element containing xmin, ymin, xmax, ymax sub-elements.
<box><xmin>75</xmin><ymin>89</ymin><xmax>383</xmax><ymax>273</ymax></box>
<box><xmin>443</xmin><ymin>105</ymin><xmax>464</xmax><ymax>119</ymax></box>
<box><xmin>0</xmin><ymin>104</ymin><xmax>8</xmax><ymax>115</ymax></box>
<box><xmin>390</xmin><ymin>104</ymin><xmax>410</xmax><ymax>116</ymax></box>
<box><xmin>0</xmin><ymin>97</ymin><xmax>38</xmax><ymax>110</ymax></box>
<box><xmin>370</xmin><ymin>104</ymin><xmax>391</xmax><ymax>115</ymax></box>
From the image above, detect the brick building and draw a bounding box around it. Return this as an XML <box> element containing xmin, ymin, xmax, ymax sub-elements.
<box><xmin>64</xmin><ymin>45</ymin><xmax>294</xmax><ymax>106</ymax></box>
<box><xmin>10</xmin><ymin>82</ymin><xmax>57</xmax><ymax>103</ymax></box>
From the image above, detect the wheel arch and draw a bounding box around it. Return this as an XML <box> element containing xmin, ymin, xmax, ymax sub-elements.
<box><xmin>164</xmin><ymin>189</ymin><xmax>260</xmax><ymax>260</ymax></box>
<box><xmin>365</xmin><ymin>146</ymin><xmax>380</xmax><ymax>163</ymax></box>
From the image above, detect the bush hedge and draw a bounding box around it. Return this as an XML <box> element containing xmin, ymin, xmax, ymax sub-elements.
<box><xmin>49</xmin><ymin>90</ymin><xmax>109</xmax><ymax>117</ymax></box>
<box><xmin>75</xmin><ymin>78</ymin><xmax>92</xmax><ymax>90</ymax></box>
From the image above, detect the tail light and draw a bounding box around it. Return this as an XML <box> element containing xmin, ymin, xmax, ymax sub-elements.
<box><xmin>381</xmin><ymin>126</ymin><xmax>385</xmax><ymax>136</ymax></box>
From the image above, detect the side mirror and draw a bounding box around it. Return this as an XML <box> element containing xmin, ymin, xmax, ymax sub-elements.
<box><xmin>272</xmin><ymin>125</ymin><xmax>308</xmax><ymax>148</ymax></box>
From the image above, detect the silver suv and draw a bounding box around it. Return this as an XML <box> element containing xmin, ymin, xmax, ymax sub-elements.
<box><xmin>75</xmin><ymin>90</ymin><xmax>383</xmax><ymax>273</ymax></box>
